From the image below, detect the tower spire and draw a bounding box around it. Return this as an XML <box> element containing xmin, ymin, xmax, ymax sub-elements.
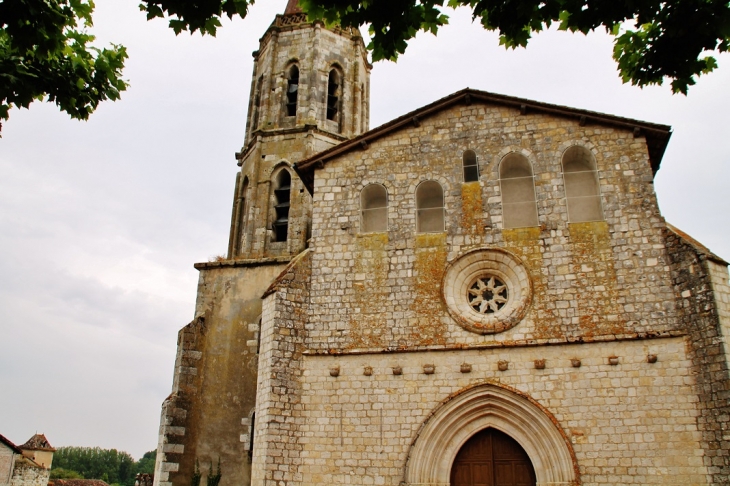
<box><xmin>284</xmin><ymin>0</ymin><xmax>302</xmax><ymax>15</ymax></box>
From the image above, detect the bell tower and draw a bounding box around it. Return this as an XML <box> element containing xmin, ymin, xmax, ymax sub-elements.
<box><xmin>153</xmin><ymin>3</ymin><xmax>370</xmax><ymax>486</ymax></box>
<box><xmin>227</xmin><ymin>0</ymin><xmax>371</xmax><ymax>259</ymax></box>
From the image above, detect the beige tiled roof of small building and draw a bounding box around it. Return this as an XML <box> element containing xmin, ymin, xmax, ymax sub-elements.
<box><xmin>49</xmin><ymin>480</ymin><xmax>110</xmax><ymax>486</ymax></box>
<box><xmin>20</xmin><ymin>433</ymin><xmax>55</xmax><ymax>452</ymax></box>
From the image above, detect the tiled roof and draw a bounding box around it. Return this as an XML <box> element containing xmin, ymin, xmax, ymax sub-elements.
<box><xmin>667</xmin><ymin>223</ymin><xmax>728</xmax><ymax>265</ymax></box>
<box><xmin>20</xmin><ymin>433</ymin><xmax>55</xmax><ymax>451</ymax></box>
<box><xmin>49</xmin><ymin>480</ymin><xmax>109</xmax><ymax>486</ymax></box>
<box><xmin>293</xmin><ymin>88</ymin><xmax>672</xmax><ymax>194</ymax></box>
<box><xmin>0</xmin><ymin>433</ymin><xmax>22</xmax><ymax>454</ymax></box>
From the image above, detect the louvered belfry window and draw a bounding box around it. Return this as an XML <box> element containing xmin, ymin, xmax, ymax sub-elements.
<box><xmin>273</xmin><ymin>170</ymin><xmax>291</xmax><ymax>242</ymax></box>
<box><xmin>286</xmin><ymin>65</ymin><xmax>299</xmax><ymax>117</ymax></box>
<box><xmin>327</xmin><ymin>69</ymin><xmax>340</xmax><ymax>121</ymax></box>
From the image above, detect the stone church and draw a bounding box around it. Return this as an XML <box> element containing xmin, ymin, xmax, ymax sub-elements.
<box><xmin>152</xmin><ymin>1</ymin><xmax>730</xmax><ymax>485</ymax></box>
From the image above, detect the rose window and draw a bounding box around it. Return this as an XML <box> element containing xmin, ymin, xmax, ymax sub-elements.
<box><xmin>442</xmin><ymin>248</ymin><xmax>532</xmax><ymax>334</ymax></box>
<box><xmin>468</xmin><ymin>276</ymin><xmax>508</xmax><ymax>314</ymax></box>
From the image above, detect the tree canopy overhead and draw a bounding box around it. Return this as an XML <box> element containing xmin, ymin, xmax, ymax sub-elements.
<box><xmin>0</xmin><ymin>0</ymin><xmax>128</xmax><ymax>131</ymax></box>
<box><xmin>140</xmin><ymin>0</ymin><xmax>730</xmax><ymax>94</ymax></box>
<box><xmin>2</xmin><ymin>0</ymin><xmax>728</xmax><ymax>132</ymax></box>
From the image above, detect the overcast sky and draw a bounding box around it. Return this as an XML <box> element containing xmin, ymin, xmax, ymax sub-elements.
<box><xmin>1</xmin><ymin>0</ymin><xmax>728</xmax><ymax>460</ymax></box>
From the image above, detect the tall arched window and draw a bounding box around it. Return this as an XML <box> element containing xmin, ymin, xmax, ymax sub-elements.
<box><xmin>326</xmin><ymin>69</ymin><xmax>340</xmax><ymax>122</ymax></box>
<box><xmin>252</xmin><ymin>75</ymin><xmax>263</xmax><ymax>130</ymax></box>
<box><xmin>499</xmin><ymin>153</ymin><xmax>538</xmax><ymax>228</ymax></box>
<box><xmin>463</xmin><ymin>150</ymin><xmax>479</xmax><ymax>182</ymax></box>
<box><xmin>360</xmin><ymin>184</ymin><xmax>388</xmax><ymax>233</ymax></box>
<box><xmin>562</xmin><ymin>146</ymin><xmax>603</xmax><ymax>222</ymax></box>
<box><xmin>272</xmin><ymin>169</ymin><xmax>291</xmax><ymax>242</ymax></box>
<box><xmin>237</xmin><ymin>176</ymin><xmax>250</xmax><ymax>250</ymax></box>
<box><xmin>416</xmin><ymin>181</ymin><xmax>445</xmax><ymax>233</ymax></box>
<box><xmin>286</xmin><ymin>65</ymin><xmax>299</xmax><ymax>117</ymax></box>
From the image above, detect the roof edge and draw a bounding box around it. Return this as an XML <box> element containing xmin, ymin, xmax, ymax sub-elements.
<box><xmin>0</xmin><ymin>433</ymin><xmax>23</xmax><ymax>454</ymax></box>
<box><xmin>294</xmin><ymin>88</ymin><xmax>672</xmax><ymax>194</ymax></box>
<box><xmin>667</xmin><ymin>223</ymin><xmax>728</xmax><ymax>266</ymax></box>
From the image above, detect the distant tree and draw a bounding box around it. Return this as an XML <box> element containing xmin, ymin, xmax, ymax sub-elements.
<box><xmin>139</xmin><ymin>0</ymin><xmax>730</xmax><ymax>94</ymax></box>
<box><xmin>52</xmin><ymin>447</ymin><xmax>136</xmax><ymax>486</ymax></box>
<box><xmin>133</xmin><ymin>450</ymin><xmax>157</xmax><ymax>476</ymax></box>
<box><xmin>50</xmin><ymin>468</ymin><xmax>84</xmax><ymax>480</ymax></box>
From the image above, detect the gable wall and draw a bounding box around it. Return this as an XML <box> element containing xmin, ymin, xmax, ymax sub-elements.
<box><xmin>307</xmin><ymin>103</ymin><xmax>678</xmax><ymax>351</ymax></box>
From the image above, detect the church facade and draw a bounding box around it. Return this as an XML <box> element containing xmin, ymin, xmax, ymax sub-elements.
<box><xmin>153</xmin><ymin>2</ymin><xmax>730</xmax><ymax>485</ymax></box>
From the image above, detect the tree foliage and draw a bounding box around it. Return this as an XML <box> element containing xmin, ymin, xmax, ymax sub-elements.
<box><xmin>139</xmin><ymin>0</ymin><xmax>730</xmax><ymax>94</ymax></box>
<box><xmin>134</xmin><ymin>450</ymin><xmax>157</xmax><ymax>476</ymax></box>
<box><xmin>50</xmin><ymin>468</ymin><xmax>85</xmax><ymax>480</ymax></box>
<box><xmin>51</xmin><ymin>447</ymin><xmax>155</xmax><ymax>486</ymax></box>
<box><xmin>0</xmin><ymin>0</ymin><xmax>128</xmax><ymax>130</ymax></box>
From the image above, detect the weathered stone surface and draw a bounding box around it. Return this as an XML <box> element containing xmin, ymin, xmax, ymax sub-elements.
<box><xmin>154</xmin><ymin>4</ymin><xmax>730</xmax><ymax>486</ymax></box>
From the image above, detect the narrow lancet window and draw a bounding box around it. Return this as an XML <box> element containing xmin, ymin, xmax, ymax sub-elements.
<box><xmin>272</xmin><ymin>169</ymin><xmax>291</xmax><ymax>242</ymax></box>
<box><xmin>463</xmin><ymin>150</ymin><xmax>479</xmax><ymax>182</ymax></box>
<box><xmin>252</xmin><ymin>75</ymin><xmax>263</xmax><ymax>130</ymax></box>
<box><xmin>416</xmin><ymin>181</ymin><xmax>445</xmax><ymax>233</ymax></box>
<box><xmin>500</xmin><ymin>153</ymin><xmax>538</xmax><ymax>228</ymax></box>
<box><xmin>237</xmin><ymin>176</ymin><xmax>250</xmax><ymax>251</ymax></box>
<box><xmin>286</xmin><ymin>65</ymin><xmax>299</xmax><ymax>117</ymax></box>
<box><xmin>562</xmin><ymin>146</ymin><xmax>603</xmax><ymax>222</ymax></box>
<box><xmin>361</xmin><ymin>184</ymin><xmax>388</xmax><ymax>233</ymax></box>
<box><xmin>327</xmin><ymin>69</ymin><xmax>340</xmax><ymax>121</ymax></box>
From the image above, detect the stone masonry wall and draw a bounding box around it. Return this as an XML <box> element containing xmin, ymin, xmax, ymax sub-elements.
<box><xmin>251</xmin><ymin>251</ymin><xmax>312</xmax><ymax>486</ymax></box>
<box><xmin>0</xmin><ymin>444</ymin><xmax>15</xmax><ymax>485</ymax></box>
<box><xmin>308</xmin><ymin>103</ymin><xmax>678</xmax><ymax>352</ymax></box>
<box><xmin>232</xmin><ymin>132</ymin><xmax>325</xmax><ymax>260</ymax></box>
<box><xmin>247</xmin><ymin>19</ymin><xmax>369</xmax><ymax>143</ymax></box>
<box><xmin>293</xmin><ymin>337</ymin><xmax>705</xmax><ymax>485</ymax></box>
<box><xmin>665</xmin><ymin>229</ymin><xmax>730</xmax><ymax>485</ymax></box>
<box><xmin>9</xmin><ymin>460</ymin><xmax>48</xmax><ymax>486</ymax></box>
<box><xmin>155</xmin><ymin>261</ymin><xmax>288</xmax><ymax>486</ymax></box>
<box><xmin>232</xmin><ymin>16</ymin><xmax>370</xmax><ymax>261</ymax></box>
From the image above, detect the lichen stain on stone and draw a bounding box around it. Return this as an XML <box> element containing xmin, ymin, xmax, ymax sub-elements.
<box><xmin>461</xmin><ymin>182</ymin><xmax>483</xmax><ymax>237</ymax></box>
<box><xmin>349</xmin><ymin>233</ymin><xmax>389</xmax><ymax>349</ymax></box>
<box><xmin>569</xmin><ymin>221</ymin><xmax>625</xmax><ymax>336</ymax></box>
<box><xmin>502</xmin><ymin>226</ymin><xmax>557</xmax><ymax>338</ymax></box>
<box><xmin>415</xmin><ymin>232</ymin><xmax>446</xmax><ymax>249</ymax></box>
<box><xmin>411</xmin><ymin>233</ymin><xmax>448</xmax><ymax>346</ymax></box>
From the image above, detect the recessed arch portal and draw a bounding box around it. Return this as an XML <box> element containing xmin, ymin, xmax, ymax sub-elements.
<box><xmin>404</xmin><ymin>383</ymin><xmax>578</xmax><ymax>486</ymax></box>
<box><xmin>451</xmin><ymin>428</ymin><xmax>536</xmax><ymax>486</ymax></box>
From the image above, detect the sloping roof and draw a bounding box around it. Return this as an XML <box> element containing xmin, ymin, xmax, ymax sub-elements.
<box><xmin>293</xmin><ymin>88</ymin><xmax>672</xmax><ymax>194</ymax></box>
<box><xmin>0</xmin><ymin>433</ymin><xmax>22</xmax><ymax>454</ymax></box>
<box><xmin>49</xmin><ymin>480</ymin><xmax>109</xmax><ymax>486</ymax></box>
<box><xmin>667</xmin><ymin>223</ymin><xmax>728</xmax><ymax>265</ymax></box>
<box><xmin>20</xmin><ymin>433</ymin><xmax>55</xmax><ymax>452</ymax></box>
<box><xmin>284</xmin><ymin>0</ymin><xmax>302</xmax><ymax>15</ymax></box>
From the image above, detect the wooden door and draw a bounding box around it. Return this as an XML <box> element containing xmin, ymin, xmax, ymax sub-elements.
<box><xmin>450</xmin><ymin>428</ymin><xmax>536</xmax><ymax>486</ymax></box>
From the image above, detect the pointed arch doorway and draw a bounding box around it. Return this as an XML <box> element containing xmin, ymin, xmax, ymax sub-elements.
<box><xmin>450</xmin><ymin>428</ymin><xmax>536</xmax><ymax>486</ymax></box>
<box><xmin>404</xmin><ymin>383</ymin><xmax>578</xmax><ymax>486</ymax></box>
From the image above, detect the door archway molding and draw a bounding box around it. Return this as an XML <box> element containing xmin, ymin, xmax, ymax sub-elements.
<box><xmin>403</xmin><ymin>382</ymin><xmax>579</xmax><ymax>486</ymax></box>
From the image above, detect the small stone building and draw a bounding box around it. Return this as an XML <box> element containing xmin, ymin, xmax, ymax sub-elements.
<box><xmin>152</xmin><ymin>1</ymin><xmax>730</xmax><ymax>485</ymax></box>
<box><xmin>1</xmin><ymin>434</ymin><xmax>54</xmax><ymax>486</ymax></box>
